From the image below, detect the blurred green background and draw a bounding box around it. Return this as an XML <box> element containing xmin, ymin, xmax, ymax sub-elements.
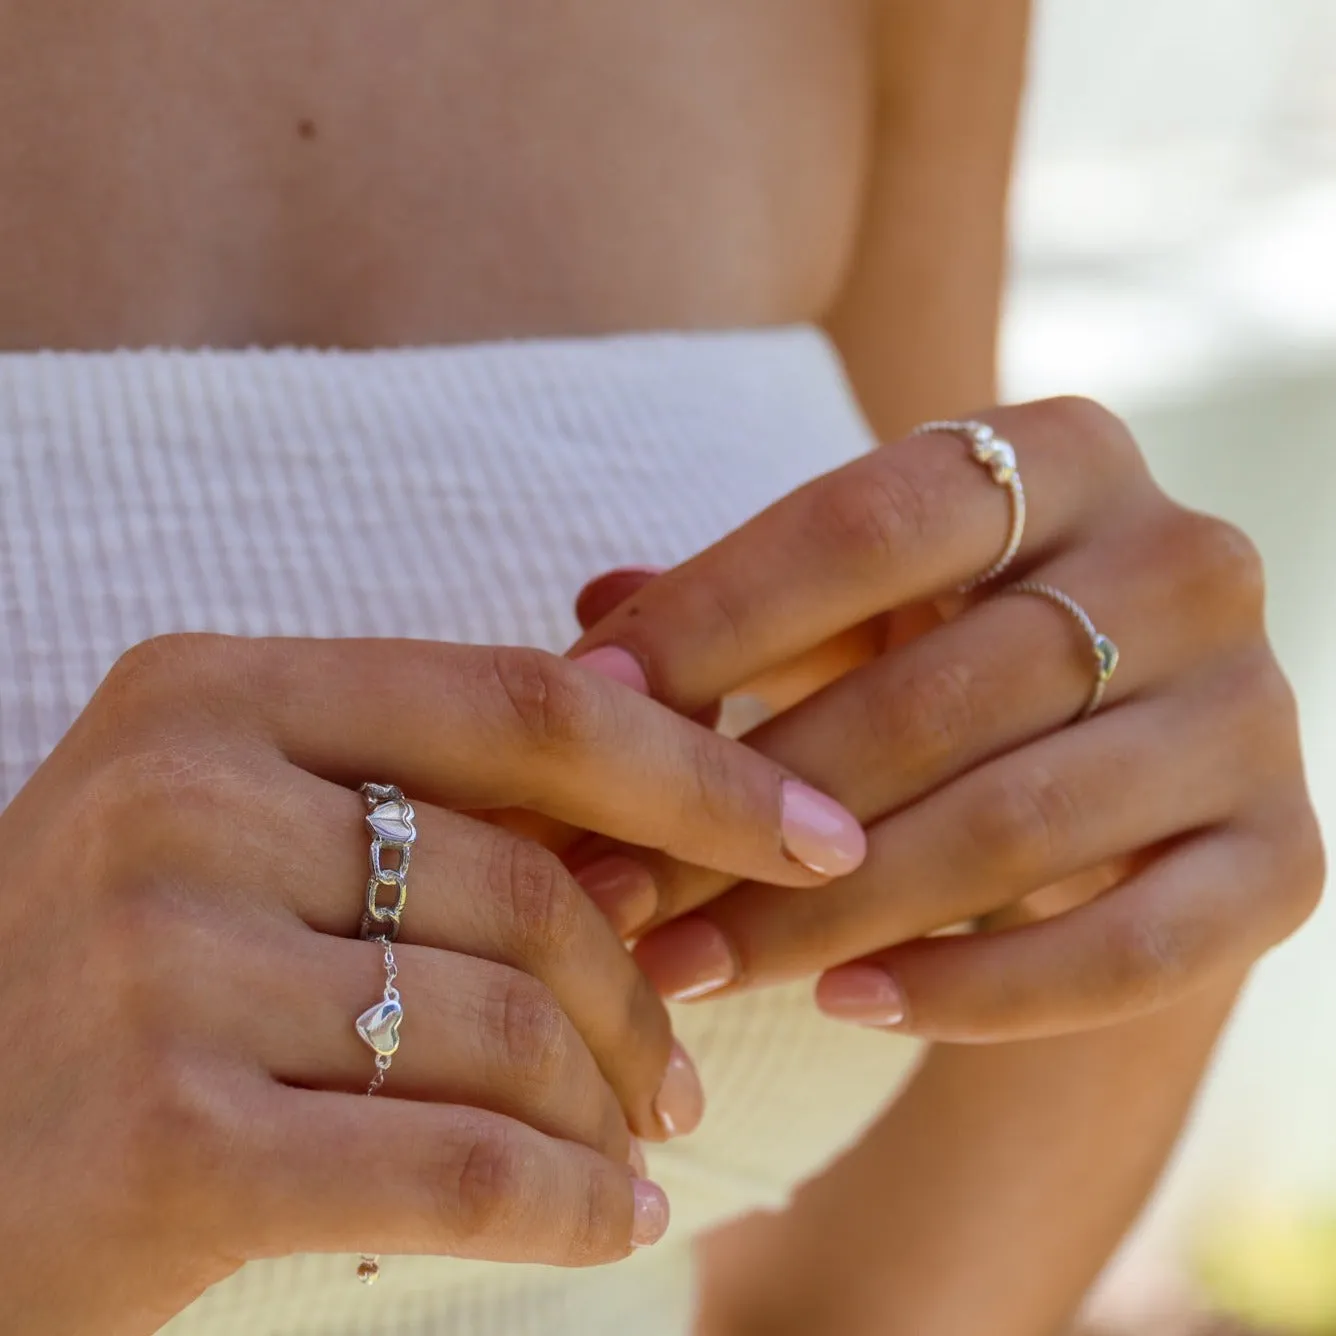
<box><xmin>1007</xmin><ymin>3</ymin><xmax>1336</xmax><ymax>1331</ymax></box>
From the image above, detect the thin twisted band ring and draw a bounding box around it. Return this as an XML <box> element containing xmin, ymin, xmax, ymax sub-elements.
<box><xmin>1003</xmin><ymin>581</ymin><xmax>1120</xmax><ymax>721</ymax></box>
<box><xmin>354</xmin><ymin>782</ymin><xmax>416</xmax><ymax>1286</ymax></box>
<box><xmin>910</xmin><ymin>419</ymin><xmax>1027</xmax><ymax>590</ymax></box>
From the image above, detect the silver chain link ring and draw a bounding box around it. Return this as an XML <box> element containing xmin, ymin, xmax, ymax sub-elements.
<box><xmin>360</xmin><ymin>782</ymin><xmax>417</xmax><ymax>942</ymax></box>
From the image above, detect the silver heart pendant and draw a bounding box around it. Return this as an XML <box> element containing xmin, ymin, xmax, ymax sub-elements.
<box><xmin>356</xmin><ymin>998</ymin><xmax>403</xmax><ymax>1057</ymax></box>
<box><xmin>367</xmin><ymin>800</ymin><xmax>416</xmax><ymax>847</ymax></box>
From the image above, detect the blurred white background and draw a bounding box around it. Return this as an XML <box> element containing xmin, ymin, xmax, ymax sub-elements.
<box><xmin>1005</xmin><ymin>0</ymin><xmax>1336</xmax><ymax>1323</ymax></box>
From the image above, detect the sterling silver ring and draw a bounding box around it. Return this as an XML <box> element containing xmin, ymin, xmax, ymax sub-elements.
<box><xmin>1003</xmin><ymin>581</ymin><xmax>1120</xmax><ymax>720</ymax></box>
<box><xmin>360</xmin><ymin>782</ymin><xmax>417</xmax><ymax>942</ymax></box>
<box><xmin>354</xmin><ymin>782</ymin><xmax>416</xmax><ymax>1286</ymax></box>
<box><xmin>910</xmin><ymin>419</ymin><xmax>1027</xmax><ymax>590</ymax></box>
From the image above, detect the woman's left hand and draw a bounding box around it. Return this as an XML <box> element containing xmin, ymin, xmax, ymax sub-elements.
<box><xmin>567</xmin><ymin>397</ymin><xmax>1325</xmax><ymax>1041</ymax></box>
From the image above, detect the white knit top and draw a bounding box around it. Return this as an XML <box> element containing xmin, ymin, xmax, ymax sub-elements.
<box><xmin>0</xmin><ymin>328</ymin><xmax>920</xmax><ymax>1335</ymax></box>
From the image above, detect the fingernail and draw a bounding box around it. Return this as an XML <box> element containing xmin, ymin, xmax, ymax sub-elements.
<box><xmin>815</xmin><ymin>964</ymin><xmax>906</xmax><ymax>1027</ymax></box>
<box><xmin>573</xmin><ymin>855</ymin><xmax>658</xmax><ymax>939</ymax></box>
<box><xmin>634</xmin><ymin>917</ymin><xmax>737</xmax><ymax>1001</ymax></box>
<box><xmin>627</xmin><ymin>1137</ymin><xmax>647</xmax><ymax>1178</ymax></box>
<box><xmin>780</xmin><ymin>780</ymin><xmax>867</xmax><ymax>877</ymax></box>
<box><xmin>653</xmin><ymin>1041</ymin><xmax>705</xmax><ymax>1137</ymax></box>
<box><xmin>575</xmin><ymin>568</ymin><xmax>667</xmax><ymax>628</ymax></box>
<box><xmin>572</xmin><ymin>645</ymin><xmax>649</xmax><ymax>695</ymax></box>
<box><xmin>631</xmin><ymin>1178</ymin><xmax>671</xmax><ymax>1248</ymax></box>
<box><xmin>584</xmin><ymin>565</ymin><xmax>667</xmax><ymax>586</ymax></box>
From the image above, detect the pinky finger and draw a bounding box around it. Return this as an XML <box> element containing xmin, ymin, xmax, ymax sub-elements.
<box><xmin>243</xmin><ymin>1089</ymin><xmax>670</xmax><ymax>1266</ymax></box>
<box><xmin>816</xmin><ymin>827</ymin><xmax>1312</xmax><ymax>1044</ymax></box>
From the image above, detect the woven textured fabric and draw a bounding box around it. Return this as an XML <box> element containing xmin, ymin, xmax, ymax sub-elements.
<box><xmin>0</xmin><ymin>328</ymin><xmax>920</xmax><ymax>1335</ymax></box>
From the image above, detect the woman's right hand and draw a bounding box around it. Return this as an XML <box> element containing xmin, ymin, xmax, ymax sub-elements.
<box><xmin>0</xmin><ymin>633</ymin><xmax>865</xmax><ymax>1336</ymax></box>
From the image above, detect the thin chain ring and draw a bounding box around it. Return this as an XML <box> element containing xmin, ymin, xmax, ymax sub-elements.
<box><xmin>1003</xmin><ymin>580</ymin><xmax>1120</xmax><ymax>720</ymax></box>
<box><xmin>353</xmin><ymin>782</ymin><xmax>416</xmax><ymax>1285</ymax></box>
<box><xmin>910</xmin><ymin>419</ymin><xmax>1027</xmax><ymax>590</ymax></box>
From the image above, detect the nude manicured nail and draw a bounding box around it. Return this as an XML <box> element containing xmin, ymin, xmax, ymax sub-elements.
<box><xmin>653</xmin><ymin>1041</ymin><xmax>705</xmax><ymax>1137</ymax></box>
<box><xmin>631</xmin><ymin>1179</ymin><xmax>671</xmax><ymax>1248</ymax></box>
<box><xmin>574</xmin><ymin>855</ymin><xmax>658</xmax><ymax>939</ymax></box>
<box><xmin>572</xmin><ymin>645</ymin><xmax>649</xmax><ymax>695</ymax></box>
<box><xmin>780</xmin><ymin>780</ymin><xmax>867</xmax><ymax>876</ymax></box>
<box><xmin>634</xmin><ymin>917</ymin><xmax>737</xmax><ymax>1001</ymax></box>
<box><xmin>815</xmin><ymin>965</ymin><xmax>906</xmax><ymax>1027</ymax></box>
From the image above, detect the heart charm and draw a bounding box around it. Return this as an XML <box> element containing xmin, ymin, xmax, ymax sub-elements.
<box><xmin>367</xmin><ymin>800</ymin><xmax>416</xmax><ymax>847</ymax></box>
<box><xmin>356</xmin><ymin>998</ymin><xmax>403</xmax><ymax>1057</ymax></box>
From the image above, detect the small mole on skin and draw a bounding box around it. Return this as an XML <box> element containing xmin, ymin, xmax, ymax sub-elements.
<box><xmin>297</xmin><ymin>118</ymin><xmax>317</xmax><ymax>141</ymax></box>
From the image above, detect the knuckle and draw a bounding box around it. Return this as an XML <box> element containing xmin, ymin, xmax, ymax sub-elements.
<box><xmin>493</xmin><ymin>973</ymin><xmax>569</xmax><ymax>1101</ymax></box>
<box><xmin>1248</xmin><ymin>657</ymin><xmax>1301</xmax><ymax>745</ymax></box>
<box><xmin>817</xmin><ymin>455</ymin><xmax>934</xmax><ymax>570</ymax></box>
<box><xmin>496</xmin><ymin>840</ymin><xmax>582</xmax><ymax>960</ymax></box>
<box><xmin>99</xmin><ymin>634</ymin><xmax>242</xmax><ymax>729</ymax></box>
<box><xmin>962</xmin><ymin>768</ymin><xmax>1078</xmax><ymax>885</ymax></box>
<box><xmin>570</xmin><ymin>1160</ymin><xmax>626</xmax><ymax>1265</ymax></box>
<box><xmin>124</xmin><ymin>1061</ymin><xmax>238</xmax><ymax>1207</ymax></box>
<box><xmin>1039</xmin><ymin>396</ymin><xmax>1144</xmax><ymax>473</ymax></box>
<box><xmin>1099</xmin><ymin>913</ymin><xmax>1189</xmax><ymax>1010</ymax></box>
<box><xmin>78</xmin><ymin>744</ymin><xmax>247</xmax><ymax>879</ymax></box>
<box><xmin>487</xmin><ymin>646</ymin><xmax>600</xmax><ymax>754</ymax></box>
<box><xmin>1271</xmin><ymin>814</ymin><xmax>1327</xmax><ymax>941</ymax></box>
<box><xmin>1191</xmin><ymin>513</ymin><xmax>1267</xmax><ymax>625</ymax></box>
<box><xmin>443</xmin><ymin>1120</ymin><xmax>527</xmax><ymax>1244</ymax></box>
<box><xmin>874</xmin><ymin>657</ymin><xmax>978</xmax><ymax>780</ymax></box>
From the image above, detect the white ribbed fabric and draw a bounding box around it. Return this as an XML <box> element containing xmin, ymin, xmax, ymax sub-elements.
<box><xmin>0</xmin><ymin>328</ymin><xmax>920</xmax><ymax>1336</ymax></box>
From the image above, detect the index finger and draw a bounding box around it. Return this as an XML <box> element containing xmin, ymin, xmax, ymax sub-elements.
<box><xmin>567</xmin><ymin>398</ymin><xmax>1146</xmax><ymax>715</ymax></box>
<box><xmin>223</xmin><ymin>635</ymin><xmax>865</xmax><ymax>885</ymax></box>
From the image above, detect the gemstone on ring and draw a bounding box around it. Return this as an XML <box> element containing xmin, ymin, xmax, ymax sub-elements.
<box><xmin>910</xmin><ymin>419</ymin><xmax>1026</xmax><ymax>589</ymax></box>
<box><xmin>1094</xmin><ymin>634</ymin><xmax>1119</xmax><ymax>682</ymax></box>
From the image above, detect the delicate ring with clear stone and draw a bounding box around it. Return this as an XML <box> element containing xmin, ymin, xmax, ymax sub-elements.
<box><xmin>910</xmin><ymin>419</ymin><xmax>1026</xmax><ymax>590</ymax></box>
<box><xmin>353</xmin><ymin>782</ymin><xmax>416</xmax><ymax>1286</ymax></box>
<box><xmin>1002</xmin><ymin>581</ymin><xmax>1120</xmax><ymax>720</ymax></box>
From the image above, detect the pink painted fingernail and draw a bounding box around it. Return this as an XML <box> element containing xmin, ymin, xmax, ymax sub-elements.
<box><xmin>780</xmin><ymin>780</ymin><xmax>867</xmax><ymax>876</ymax></box>
<box><xmin>575</xmin><ymin>568</ymin><xmax>668</xmax><ymax>628</ymax></box>
<box><xmin>631</xmin><ymin>1179</ymin><xmax>671</xmax><ymax>1247</ymax></box>
<box><xmin>572</xmin><ymin>645</ymin><xmax>649</xmax><ymax>695</ymax></box>
<box><xmin>815</xmin><ymin>965</ymin><xmax>906</xmax><ymax>1027</ymax></box>
<box><xmin>587</xmin><ymin>565</ymin><xmax>667</xmax><ymax>584</ymax></box>
<box><xmin>627</xmin><ymin>1138</ymin><xmax>647</xmax><ymax>1178</ymax></box>
<box><xmin>653</xmin><ymin>1041</ymin><xmax>705</xmax><ymax>1137</ymax></box>
<box><xmin>634</xmin><ymin>917</ymin><xmax>737</xmax><ymax>1001</ymax></box>
<box><xmin>574</xmin><ymin>856</ymin><xmax>658</xmax><ymax>939</ymax></box>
